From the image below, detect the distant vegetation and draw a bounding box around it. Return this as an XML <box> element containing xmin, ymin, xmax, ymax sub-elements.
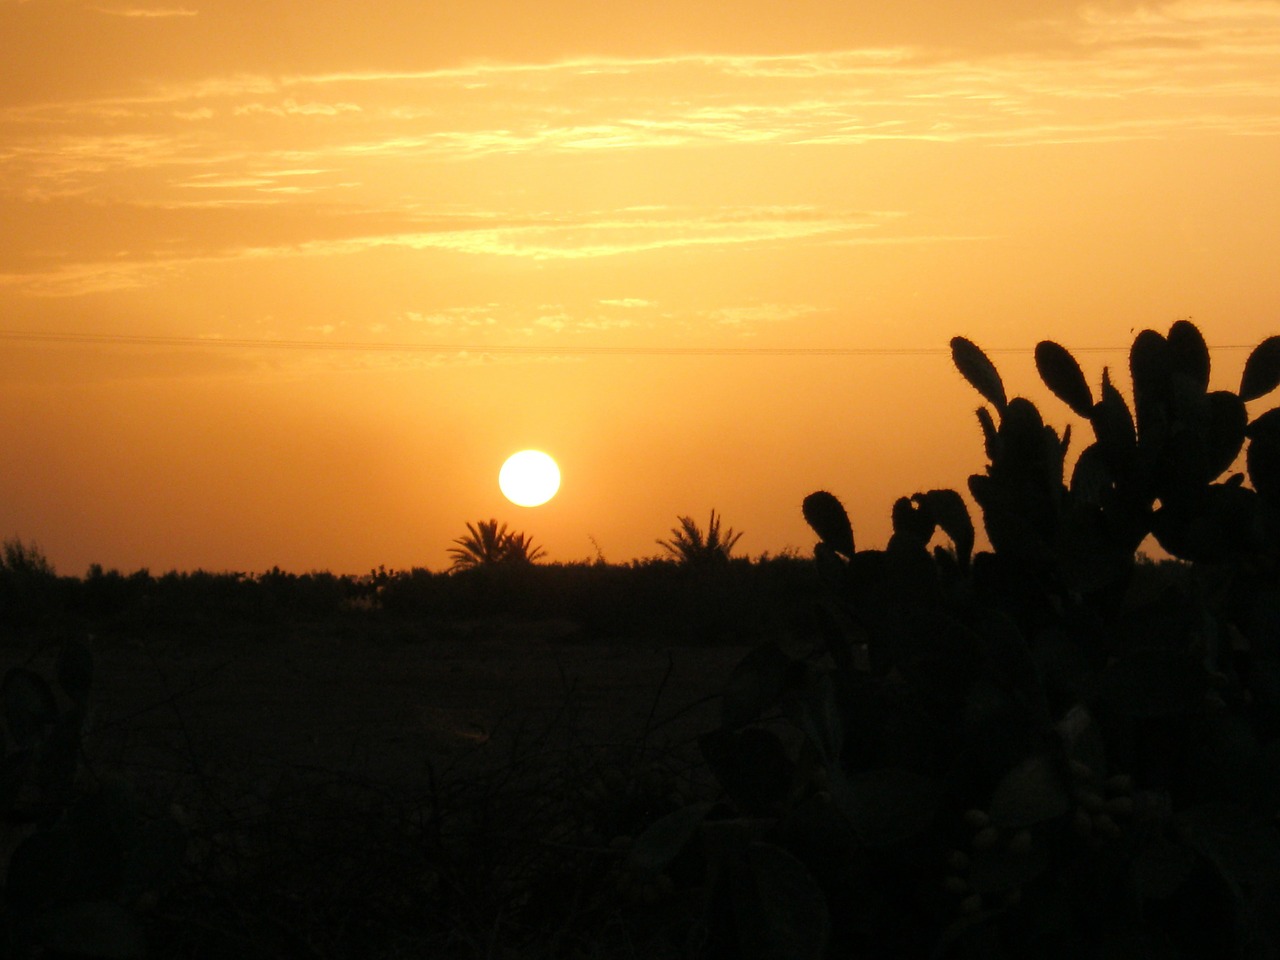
<box><xmin>0</xmin><ymin>547</ymin><xmax>826</xmax><ymax>648</ymax></box>
<box><xmin>656</xmin><ymin>509</ymin><xmax>744</xmax><ymax>565</ymax></box>
<box><xmin>0</xmin><ymin>537</ymin><xmax>58</xmax><ymax>633</ymax></box>
<box><xmin>1</xmin><ymin>537</ymin><xmax>54</xmax><ymax>578</ymax></box>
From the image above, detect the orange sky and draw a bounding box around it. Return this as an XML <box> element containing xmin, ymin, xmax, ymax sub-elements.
<box><xmin>2</xmin><ymin>0</ymin><xmax>1279</xmax><ymax>575</ymax></box>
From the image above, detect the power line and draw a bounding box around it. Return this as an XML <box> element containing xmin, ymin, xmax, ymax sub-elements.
<box><xmin>0</xmin><ymin>329</ymin><xmax>1256</xmax><ymax>357</ymax></box>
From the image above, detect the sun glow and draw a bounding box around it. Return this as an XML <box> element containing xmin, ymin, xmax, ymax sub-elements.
<box><xmin>498</xmin><ymin>450</ymin><xmax>561</xmax><ymax>507</ymax></box>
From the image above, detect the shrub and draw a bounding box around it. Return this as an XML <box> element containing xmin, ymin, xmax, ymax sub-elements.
<box><xmin>0</xmin><ymin>537</ymin><xmax>58</xmax><ymax>636</ymax></box>
<box><xmin>657</xmin><ymin>510</ymin><xmax>744</xmax><ymax>565</ymax></box>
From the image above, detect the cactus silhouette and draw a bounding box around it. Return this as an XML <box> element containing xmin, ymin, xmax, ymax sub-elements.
<box><xmin>628</xmin><ymin>322</ymin><xmax>1280</xmax><ymax>959</ymax></box>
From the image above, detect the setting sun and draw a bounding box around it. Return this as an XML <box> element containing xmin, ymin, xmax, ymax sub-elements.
<box><xmin>1</xmin><ymin>0</ymin><xmax>1278</xmax><ymax>573</ymax></box>
<box><xmin>499</xmin><ymin>450</ymin><xmax>561</xmax><ymax>507</ymax></box>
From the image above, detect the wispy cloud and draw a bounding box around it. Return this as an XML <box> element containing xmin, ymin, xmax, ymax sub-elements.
<box><xmin>405</xmin><ymin>306</ymin><xmax>500</xmax><ymax>329</ymax></box>
<box><xmin>233</xmin><ymin>99</ymin><xmax>361</xmax><ymax>117</ymax></box>
<box><xmin>1074</xmin><ymin>0</ymin><xmax>1280</xmax><ymax>47</ymax></box>
<box><xmin>0</xmin><ymin>205</ymin><xmax>912</xmax><ymax>296</ymax></box>
<box><xmin>6</xmin><ymin>3</ymin><xmax>1279</xmax><ymax>168</ymax></box>
<box><xmin>713</xmin><ymin>304</ymin><xmax>816</xmax><ymax>327</ymax></box>
<box><xmin>399</xmin><ymin>297</ymin><xmax>807</xmax><ymax>344</ymax></box>
<box><xmin>1</xmin><ymin>2</ymin><xmax>1277</xmax><ymax>299</ymax></box>
<box><xmin>306</xmin><ymin>207</ymin><xmax>894</xmax><ymax>261</ymax></box>
<box><xmin>0</xmin><ymin>260</ymin><xmax>176</xmax><ymax>297</ymax></box>
<box><xmin>92</xmin><ymin>6</ymin><xmax>198</xmax><ymax>17</ymax></box>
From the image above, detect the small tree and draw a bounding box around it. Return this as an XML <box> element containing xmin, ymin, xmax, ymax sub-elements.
<box><xmin>448</xmin><ymin>519</ymin><xmax>546</xmax><ymax>571</ymax></box>
<box><xmin>1</xmin><ymin>538</ymin><xmax>54</xmax><ymax>578</ymax></box>
<box><xmin>0</xmin><ymin>538</ymin><xmax>57</xmax><ymax>634</ymax></box>
<box><xmin>657</xmin><ymin>510</ymin><xmax>743</xmax><ymax>565</ymax></box>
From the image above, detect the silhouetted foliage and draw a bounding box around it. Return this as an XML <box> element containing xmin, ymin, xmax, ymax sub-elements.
<box><xmin>0</xmin><ymin>553</ymin><xmax>828</xmax><ymax>649</ymax></box>
<box><xmin>448</xmin><ymin>519</ymin><xmax>546</xmax><ymax>570</ymax></box>
<box><xmin>0</xmin><ymin>537</ymin><xmax>58</xmax><ymax>635</ymax></box>
<box><xmin>624</xmin><ymin>321</ymin><xmax>1280</xmax><ymax>959</ymax></box>
<box><xmin>657</xmin><ymin>510</ymin><xmax>743</xmax><ymax>565</ymax></box>
<box><xmin>1</xmin><ymin>537</ymin><xmax>54</xmax><ymax>579</ymax></box>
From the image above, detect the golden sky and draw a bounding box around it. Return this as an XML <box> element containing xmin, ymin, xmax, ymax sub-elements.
<box><xmin>2</xmin><ymin>0</ymin><xmax>1279</xmax><ymax>574</ymax></box>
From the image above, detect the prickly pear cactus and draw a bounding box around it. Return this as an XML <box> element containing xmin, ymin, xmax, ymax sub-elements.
<box><xmin>631</xmin><ymin>323</ymin><xmax>1280</xmax><ymax>959</ymax></box>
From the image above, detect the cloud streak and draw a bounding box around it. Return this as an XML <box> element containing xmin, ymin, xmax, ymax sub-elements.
<box><xmin>92</xmin><ymin>6</ymin><xmax>197</xmax><ymax>16</ymax></box>
<box><xmin>0</xmin><ymin>2</ymin><xmax>1277</xmax><ymax>299</ymax></box>
<box><xmin>5</xmin><ymin>2</ymin><xmax>1279</xmax><ymax>165</ymax></box>
<box><xmin>0</xmin><ymin>205</ymin><xmax>924</xmax><ymax>295</ymax></box>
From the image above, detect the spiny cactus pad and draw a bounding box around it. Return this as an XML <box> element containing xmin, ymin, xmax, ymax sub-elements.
<box><xmin>1034</xmin><ymin>340</ymin><xmax>1093</xmax><ymax>418</ymax></box>
<box><xmin>951</xmin><ymin>336</ymin><xmax>1007</xmax><ymax>412</ymax></box>
<box><xmin>802</xmin><ymin>490</ymin><xmax>855</xmax><ymax>558</ymax></box>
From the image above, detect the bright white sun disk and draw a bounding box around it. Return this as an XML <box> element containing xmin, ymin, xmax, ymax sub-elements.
<box><xmin>499</xmin><ymin>450</ymin><xmax>560</xmax><ymax>507</ymax></box>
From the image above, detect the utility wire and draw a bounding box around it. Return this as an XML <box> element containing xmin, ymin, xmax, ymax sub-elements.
<box><xmin>0</xmin><ymin>329</ymin><xmax>1256</xmax><ymax>357</ymax></box>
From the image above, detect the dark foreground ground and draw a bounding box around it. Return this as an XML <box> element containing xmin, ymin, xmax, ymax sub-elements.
<box><xmin>69</xmin><ymin>620</ymin><xmax>743</xmax><ymax>786</ymax></box>
<box><xmin>2</xmin><ymin>620</ymin><xmax>749</xmax><ymax>958</ymax></box>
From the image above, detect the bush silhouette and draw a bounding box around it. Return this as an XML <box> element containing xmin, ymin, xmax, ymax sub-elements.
<box><xmin>657</xmin><ymin>510</ymin><xmax>743</xmax><ymax>565</ymax></box>
<box><xmin>0</xmin><ymin>537</ymin><xmax>58</xmax><ymax>635</ymax></box>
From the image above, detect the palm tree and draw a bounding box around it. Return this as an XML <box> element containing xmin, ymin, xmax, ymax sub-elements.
<box><xmin>448</xmin><ymin>519</ymin><xmax>546</xmax><ymax>570</ymax></box>
<box><xmin>657</xmin><ymin>510</ymin><xmax>743</xmax><ymax>565</ymax></box>
<box><xmin>501</xmin><ymin>529</ymin><xmax>546</xmax><ymax>564</ymax></box>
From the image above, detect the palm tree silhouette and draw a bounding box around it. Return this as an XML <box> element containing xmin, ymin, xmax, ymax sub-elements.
<box><xmin>448</xmin><ymin>519</ymin><xmax>546</xmax><ymax>570</ymax></box>
<box><xmin>657</xmin><ymin>510</ymin><xmax>743</xmax><ymax>564</ymax></box>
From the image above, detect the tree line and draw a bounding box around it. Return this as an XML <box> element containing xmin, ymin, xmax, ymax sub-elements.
<box><xmin>0</xmin><ymin>527</ymin><xmax>816</xmax><ymax>646</ymax></box>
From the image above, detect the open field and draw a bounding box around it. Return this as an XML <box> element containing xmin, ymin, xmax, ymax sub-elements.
<box><xmin>65</xmin><ymin>623</ymin><xmax>747</xmax><ymax>791</ymax></box>
<box><xmin>1</xmin><ymin>621</ymin><xmax>751</xmax><ymax>958</ymax></box>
